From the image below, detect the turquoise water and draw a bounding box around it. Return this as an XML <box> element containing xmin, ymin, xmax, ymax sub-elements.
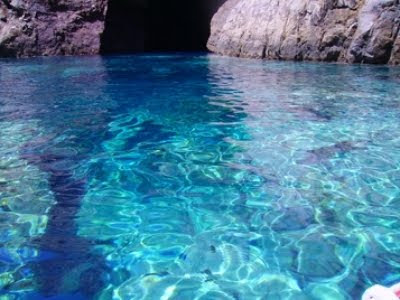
<box><xmin>0</xmin><ymin>54</ymin><xmax>400</xmax><ymax>299</ymax></box>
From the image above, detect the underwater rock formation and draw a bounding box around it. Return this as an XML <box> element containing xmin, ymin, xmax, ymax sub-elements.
<box><xmin>207</xmin><ymin>0</ymin><xmax>400</xmax><ymax>64</ymax></box>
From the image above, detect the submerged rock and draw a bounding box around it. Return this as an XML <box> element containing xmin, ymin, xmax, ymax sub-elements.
<box><xmin>207</xmin><ymin>0</ymin><xmax>400</xmax><ymax>64</ymax></box>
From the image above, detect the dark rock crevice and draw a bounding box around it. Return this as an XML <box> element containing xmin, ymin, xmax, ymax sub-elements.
<box><xmin>0</xmin><ymin>0</ymin><xmax>226</xmax><ymax>57</ymax></box>
<box><xmin>1</xmin><ymin>0</ymin><xmax>24</xmax><ymax>15</ymax></box>
<box><xmin>100</xmin><ymin>0</ymin><xmax>147</xmax><ymax>53</ymax></box>
<box><xmin>101</xmin><ymin>0</ymin><xmax>226</xmax><ymax>54</ymax></box>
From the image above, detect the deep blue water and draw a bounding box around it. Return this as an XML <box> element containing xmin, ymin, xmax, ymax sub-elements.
<box><xmin>0</xmin><ymin>53</ymin><xmax>400</xmax><ymax>299</ymax></box>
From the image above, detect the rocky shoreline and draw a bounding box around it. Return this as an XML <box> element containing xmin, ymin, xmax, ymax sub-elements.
<box><xmin>207</xmin><ymin>0</ymin><xmax>400</xmax><ymax>64</ymax></box>
<box><xmin>1</xmin><ymin>0</ymin><xmax>399</xmax><ymax>64</ymax></box>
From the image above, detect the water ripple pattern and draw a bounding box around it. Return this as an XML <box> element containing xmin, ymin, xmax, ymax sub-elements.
<box><xmin>0</xmin><ymin>54</ymin><xmax>400</xmax><ymax>299</ymax></box>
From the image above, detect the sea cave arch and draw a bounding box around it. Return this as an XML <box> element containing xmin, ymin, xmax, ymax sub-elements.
<box><xmin>100</xmin><ymin>0</ymin><xmax>226</xmax><ymax>54</ymax></box>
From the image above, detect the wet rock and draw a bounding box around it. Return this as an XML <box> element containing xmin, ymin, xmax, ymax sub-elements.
<box><xmin>306</xmin><ymin>283</ymin><xmax>346</xmax><ymax>300</ymax></box>
<box><xmin>294</xmin><ymin>234</ymin><xmax>346</xmax><ymax>280</ymax></box>
<box><xmin>271</xmin><ymin>206</ymin><xmax>315</xmax><ymax>232</ymax></box>
<box><xmin>252</xmin><ymin>274</ymin><xmax>301</xmax><ymax>299</ymax></box>
<box><xmin>207</xmin><ymin>0</ymin><xmax>400</xmax><ymax>64</ymax></box>
<box><xmin>300</xmin><ymin>140</ymin><xmax>365</xmax><ymax>164</ymax></box>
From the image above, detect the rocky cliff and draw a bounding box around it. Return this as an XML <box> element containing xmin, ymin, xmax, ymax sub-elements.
<box><xmin>1</xmin><ymin>0</ymin><xmax>399</xmax><ymax>64</ymax></box>
<box><xmin>0</xmin><ymin>0</ymin><xmax>107</xmax><ymax>57</ymax></box>
<box><xmin>207</xmin><ymin>0</ymin><xmax>400</xmax><ymax>64</ymax></box>
<box><xmin>0</xmin><ymin>0</ymin><xmax>225</xmax><ymax>57</ymax></box>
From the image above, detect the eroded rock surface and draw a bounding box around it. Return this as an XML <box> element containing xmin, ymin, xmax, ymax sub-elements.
<box><xmin>0</xmin><ymin>0</ymin><xmax>226</xmax><ymax>57</ymax></box>
<box><xmin>0</xmin><ymin>0</ymin><xmax>398</xmax><ymax>64</ymax></box>
<box><xmin>0</xmin><ymin>0</ymin><xmax>107</xmax><ymax>57</ymax></box>
<box><xmin>207</xmin><ymin>0</ymin><xmax>400</xmax><ymax>64</ymax></box>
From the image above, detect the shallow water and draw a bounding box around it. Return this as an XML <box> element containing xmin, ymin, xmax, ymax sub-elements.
<box><xmin>0</xmin><ymin>54</ymin><xmax>400</xmax><ymax>299</ymax></box>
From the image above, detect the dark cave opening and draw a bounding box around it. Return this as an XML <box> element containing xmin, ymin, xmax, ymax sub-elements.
<box><xmin>100</xmin><ymin>0</ymin><xmax>225</xmax><ymax>54</ymax></box>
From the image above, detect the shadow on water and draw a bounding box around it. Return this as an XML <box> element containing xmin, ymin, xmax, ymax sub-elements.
<box><xmin>59</xmin><ymin>55</ymin><xmax>269</xmax><ymax>299</ymax></box>
<box><xmin>0</xmin><ymin>54</ymin><xmax>253</xmax><ymax>298</ymax></box>
<box><xmin>20</xmin><ymin>151</ymin><xmax>110</xmax><ymax>298</ymax></box>
<box><xmin>0</xmin><ymin>56</ymin><xmax>116</xmax><ymax>298</ymax></box>
<box><xmin>5</xmin><ymin>54</ymin><xmax>398</xmax><ymax>299</ymax></box>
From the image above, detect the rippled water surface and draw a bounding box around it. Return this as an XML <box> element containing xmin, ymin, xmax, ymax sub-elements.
<box><xmin>0</xmin><ymin>54</ymin><xmax>400</xmax><ymax>299</ymax></box>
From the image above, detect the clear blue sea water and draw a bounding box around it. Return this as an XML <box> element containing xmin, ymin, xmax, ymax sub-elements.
<box><xmin>0</xmin><ymin>53</ymin><xmax>400</xmax><ymax>299</ymax></box>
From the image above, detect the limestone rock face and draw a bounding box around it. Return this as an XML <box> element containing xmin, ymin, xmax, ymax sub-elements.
<box><xmin>207</xmin><ymin>0</ymin><xmax>400</xmax><ymax>64</ymax></box>
<box><xmin>0</xmin><ymin>0</ymin><xmax>107</xmax><ymax>57</ymax></box>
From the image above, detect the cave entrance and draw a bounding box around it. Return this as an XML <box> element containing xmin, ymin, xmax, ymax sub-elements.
<box><xmin>100</xmin><ymin>0</ymin><xmax>225</xmax><ymax>54</ymax></box>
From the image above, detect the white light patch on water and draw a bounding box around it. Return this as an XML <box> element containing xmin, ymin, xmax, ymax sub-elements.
<box><xmin>161</xmin><ymin>285</ymin><xmax>176</xmax><ymax>300</ymax></box>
